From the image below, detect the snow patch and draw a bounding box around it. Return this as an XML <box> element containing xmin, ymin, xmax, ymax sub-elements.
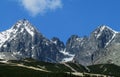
<box><xmin>62</xmin><ymin>56</ymin><xmax>74</xmax><ymax>62</ymax></box>
<box><xmin>96</xmin><ymin>26</ymin><xmax>106</xmax><ymax>38</ymax></box>
<box><xmin>32</xmin><ymin>46</ymin><xmax>34</xmax><ymax>49</ymax></box>
<box><xmin>20</xmin><ymin>28</ymin><xmax>24</xmax><ymax>32</ymax></box>
<box><xmin>3</xmin><ymin>45</ymin><xmax>7</xmax><ymax>48</ymax></box>
<box><xmin>0</xmin><ymin>29</ymin><xmax>13</xmax><ymax>47</ymax></box>
<box><xmin>59</xmin><ymin>49</ymin><xmax>75</xmax><ymax>57</ymax></box>
<box><xmin>45</xmin><ymin>42</ymin><xmax>49</xmax><ymax>45</ymax></box>
<box><xmin>76</xmin><ymin>38</ymin><xmax>82</xmax><ymax>42</ymax></box>
<box><xmin>52</xmin><ymin>40</ymin><xmax>57</xmax><ymax>44</ymax></box>
<box><xmin>60</xmin><ymin>49</ymin><xmax>75</xmax><ymax>62</ymax></box>
<box><xmin>25</xmin><ymin>26</ymin><xmax>34</xmax><ymax>37</ymax></box>
<box><xmin>105</xmin><ymin>26</ymin><xmax>118</xmax><ymax>33</ymax></box>
<box><xmin>12</xmin><ymin>52</ymin><xmax>22</xmax><ymax>56</ymax></box>
<box><xmin>15</xmin><ymin>22</ymin><xmax>21</xmax><ymax>28</ymax></box>
<box><xmin>11</xmin><ymin>54</ymin><xmax>14</xmax><ymax>57</ymax></box>
<box><xmin>105</xmin><ymin>32</ymin><xmax>117</xmax><ymax>47</ymax></box>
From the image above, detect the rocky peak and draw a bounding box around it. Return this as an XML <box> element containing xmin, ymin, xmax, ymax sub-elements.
<box><xmin>11</xmin><ymin>19</ymin><xmax>37</xmax><ymax>37</ymax></box>
<box><xmin>51</xmin><ymin>37</ymin><xmax>65</xmax><ymax>51</ymax></box>
<box><xmin>0</xmin><ymin>20</ymin><xmax>66</xmax><ymax>62</ymax></box>
<box><xmin>51</xmin><ymin>37</ymin><xmax>60</xmax><ymax>44</ymax></box>
<box><xmin>12</xmin><ymin>19</ymin><xmax>31</xmax><ymax>28</ymax></box>
<box><xmin>93</xmin><ymin>25</ymin><xmax>118</xmax><ymax>39</ymax></box>
<box><xmin>66</xmin><ymin>35</ymin><xmax>83</xmax><ymax>54</ymax></box>
<box><xmin>90</xmin><ymin>25</ymin><xmax>119</xmax><ymax>48</ymax></box>
<box><xmin>66</xmin><ymin>35</ymin><xmax>80</xmax><ymax>44</ymax></box>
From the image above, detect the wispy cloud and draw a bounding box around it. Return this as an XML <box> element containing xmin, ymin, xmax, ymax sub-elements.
<box><xmin>18</xmin><ymin>0</ymin><xmax>63</xmax><ymax>16</ymax></box>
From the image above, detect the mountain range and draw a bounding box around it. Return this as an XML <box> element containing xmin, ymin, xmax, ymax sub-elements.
<box><xmin>0</xmin><ymin>19</ymin><xmax>120</xmax><ymax>66</ymax></box>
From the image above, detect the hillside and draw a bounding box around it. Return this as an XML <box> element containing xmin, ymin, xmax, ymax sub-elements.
<box><xmin>88</xmin><ymin>64</ymin><xmax>120</xmax><ymax>77</ymax></box>
<box><xmin>1</xmin><ymin>59</ymin><xmax>120</xmax><ymax>77</ymax></box>
<box><xmin>0</xmin><ymin>59</ymin><xmax>86</xmax><ymax>77</ymax></box>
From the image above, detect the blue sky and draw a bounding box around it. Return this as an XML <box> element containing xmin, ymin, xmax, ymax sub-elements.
<box><xmin>0</xmin><ymin>0</ymin><xmax>120</xmax><ymax>43</ymax></box>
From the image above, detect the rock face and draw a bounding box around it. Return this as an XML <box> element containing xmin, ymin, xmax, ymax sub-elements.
<box><xmin>0</xmin><ymin>19</ymin><xmax>66</xmax><ymax>62</ymax></box>
<box><xmin>68</xmin><ymin>26</ymin><xmax>120</xmax><ymax>66</ymax></box>
<box><xmin>1</xmin><ymin>20</ymin><xmax>120</xmax><ymax>66</ymax></box>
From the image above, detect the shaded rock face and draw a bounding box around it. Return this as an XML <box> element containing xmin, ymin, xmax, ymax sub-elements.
<box><xmin>66</xmin><ymin>35</ymin><xmax>82</xmax><ymax>54</ymax></box>
<box><xmin>0</xmin><ymin>19</ymin><xmax>65</xmax><ymax>62</ymax></box>
<box><xmin>67</xmin><ymin>26</ymin><xmax>120</xmax><ymax>66</ymax></box>
<box><xmin>51</xmin><ymin>37</ymin><xmax>65</xmax><ymax>51</ymax></box>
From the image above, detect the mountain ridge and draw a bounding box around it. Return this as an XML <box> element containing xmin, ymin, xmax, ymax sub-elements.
<box><xmin>0</xmin><ymin>19</ymin><xmax>120</xmax><ymax>66</ymax></box>
<box><xmin>0</xmin><ymin>19</ymin><xmax>70</xmax><ymax>62</ymax></box>
<box><xmin>72</xmin><ymin>25</ymin><xmax>120</xmax><ymax>65</ymax></box>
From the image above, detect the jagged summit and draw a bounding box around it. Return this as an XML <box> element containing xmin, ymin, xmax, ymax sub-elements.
<box><xmin>94</xmin><ymin>25</ymin><xmax>118</xmax><ymax>34</ymax></box>
<box><xmin>92</xmin><ymin>25</ymin><xmax>118</xmax><ymax>39</ymax></box>
<box><xmin>0</xmin><ymin>19</ymin><xmax>38</xmax><ymax>47</ymax></box>
<box><xmin>72</xmin><ymin>25</ymin><xmax>120</xmax><ymax>65</ymax></box>
<box><xmin>0</xmin><ymin>19</ymin><xmax>67</xmax><ymax>62</ymax></box>
<box><xmin>11</xmin><ymin>19</ymin><xmax>37</xmax><ymax>37</ymax></box>
<box><xmin>12</xmin><ymin>19</ymin><xmax>32</xmax><ymax>28</ymax></box>
<box><xmin>0</xmin><ymin>19</ymin><xmax>43</xmax><ymax>48</ymax></box>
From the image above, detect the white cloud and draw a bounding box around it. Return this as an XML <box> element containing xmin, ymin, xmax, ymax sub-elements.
<box><xmin>19</xmin><ymin>0</ymin><xmax>62</xmax><ymax>16</ymax></box>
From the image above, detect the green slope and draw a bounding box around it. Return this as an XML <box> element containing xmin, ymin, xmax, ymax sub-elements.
<box><xmin>0</xmin><ymin>62</ymin><xmax>81</xmax><ymax>77</ymax></box>
<box><xmin>8</xmin><ymin>58</ymin><xmax>88</xmax><ymax>73</ymax></box>
<box><xmin>0</xmin><ymin>59</ymin><xmax>86</xmax><ymax>77</ymax></box>
<box><xmin>88</xmin><ymin>64</ymin><xmax>120</xmax><ymax>77</ymax></box>
<box><xmin>1</xmin><ymin>58</ymin><xmax>120</xmax><ymax>77</ymax></box>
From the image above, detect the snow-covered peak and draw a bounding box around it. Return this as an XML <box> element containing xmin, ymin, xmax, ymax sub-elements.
<box><xmin>104</xmin><ymin>26</ymin><xmax>118</xmax><ymax>33</ymax></box>
<box><xmin>94</xmin><ymin>25</ymin><xmax>118</xmax><ymax>39</ymax></box>
<box><xmin>12</xmin><ymin>19</ymin><xmax>29</xmax><ymax>28</ymax></box>
<box><xmin>99</xmin><ymin>25</ymin><xmax>106</xmax><ymax>30</ymax></box>
<box><xmin>11</xmin><ymin>19</ymin><xmax>36</xmax><ymax>37</ymax></box>
<box><xmin>96</xmin><ymin>25</ymin><xmax>118</xmax><ymax>33</ymax></box>
<box><xmin>0</xmin><ymin>19</ymin><xmax>37</xmax><ymax>47</ymax></box>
